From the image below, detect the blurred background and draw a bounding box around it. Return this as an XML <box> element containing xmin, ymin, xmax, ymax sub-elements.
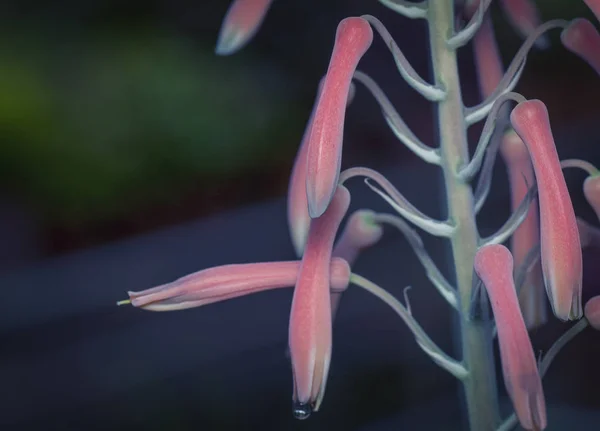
<box><xmin>0</xmin><ymin>0</ymin><xmax>599</xmax><ymax>268</ymax></box>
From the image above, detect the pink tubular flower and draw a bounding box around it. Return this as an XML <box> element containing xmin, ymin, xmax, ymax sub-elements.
<box><xmin>472</xmin><ymin>18</ymin><xmax>545</xmax><ymax>328</ymax></box>
<box><xmin>288</xmin><ymin>80</ymin><xmax>356</xmax><ymax>257</ymax></box>
<box><xmin>585</xmin><ymin>296</ymin><xmax>600</xmax><ymax>330</ymax></box>
<box><xmin>289</xmin><ymin>185</ymin><xmax>350</xmax><ymax>417</ymax></box>
<box><xmin>584</xmin><ymin>0</ymin><xmax>600</xmax><ymax>21</ymax></box>
<box><xmin>500</xmin><ymin>0</ymin><xmax>547</xmax><ymax>48</ymax></box>
<box><xmin>583</xmin><ymin>175</ymin><xmax>600</xmax><ymax>221</ymax></box>
<box><xmin>561</xmin><ymin>19</ymin><xmax>600</xmax><ymax>76</ymax></box>
<box><xmin>330</xmin><ymin>209</ymin><xmax>382</xmax><ymax>318</ymax></box>
<box><xmin>306</xmin><ymin>17</ymin><xmax>372</xmax><ymax>218</ymax></box>
<box><xmin>215</xmin><ymin>0</ymin><xmax>274</xmax><ymax>56</ymax></box>
<box><xmin>474</xmin><ymin>244</ymin><xmax>547</xmax><ymax>430</ymax></box>
<box><xmin>500</xmin><ymin>130</ymin><xmax>545</xmax><ymax>329</ymax></box>
<box><xmin>125</xmin><ymin>258</ymin><xmax>351</xmax><ymax>311</ymax></box>
<box><xmin>510</xmin><ymin>100</ymin><xmax>583</xmax><ymax>321</ymax></box>
<box><xmin>472</xmin><ymin>15</ymin><xmax>503</xmax><ymax>99</ymax></box>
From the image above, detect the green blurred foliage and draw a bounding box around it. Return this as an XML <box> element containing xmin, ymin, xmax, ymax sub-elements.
<box><xmin>0</xmin><ymin>28</ymin><xmax>303</xmax><ymax>224</ymax></box>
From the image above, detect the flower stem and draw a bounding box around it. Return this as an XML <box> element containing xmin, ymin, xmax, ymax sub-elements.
<box><xmin>427</xmin><ymin>1</ymin><xmax>500</xmax><ymax>429</ymax></box>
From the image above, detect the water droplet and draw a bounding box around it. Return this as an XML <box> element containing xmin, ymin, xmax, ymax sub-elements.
<box><xmin>292</xmin><ymin>401</ymin><xmax>312</xmax><ymax>420</ymax></box>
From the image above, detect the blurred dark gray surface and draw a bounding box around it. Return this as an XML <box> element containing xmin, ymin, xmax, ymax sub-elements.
<box><xmin>2</xmin><ymin>121</ymin><xmax>600</xmax><ymax>430</ymax></box>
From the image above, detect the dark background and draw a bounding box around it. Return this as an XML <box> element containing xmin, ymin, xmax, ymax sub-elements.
<box><xmin>1</xmin><ymin>1</ymin><xmax>600</xmax><ymax>430</ymax></box>
<box><xmin>0</xmin><ymin>0</ymin><xmax>599</xmax><ymax>268</ymax></box>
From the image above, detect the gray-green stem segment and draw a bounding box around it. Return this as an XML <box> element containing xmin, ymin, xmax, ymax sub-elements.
<box><xmin>427</xmin><ymin>1</ymin><xmax>500</xmax><ymax>429</ymax></box>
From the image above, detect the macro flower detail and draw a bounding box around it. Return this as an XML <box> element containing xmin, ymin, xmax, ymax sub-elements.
<box><xmin>305</xmin><ymin>17</ymin><xmax>373</xmax><ymax>218</ymax></box>
<box><xmin>215</xmin><ymin>0</ymin><xmax>275</xmax><ymax>56</ymax></box>
<box><xmin>510</xmin><ymin>100</ymin><xmax>582</xmax><ymax>321</ymax></box>
<box><xmin>500</xmin><ymin>130</ymin><xmax>544</xmax><ymax>329</ymax></box>
<box><xmin>330</xmin><ymin>209</ymin><xmax>382</xmax><ymax>318</ymax></box>
<box><xmin>289</xmin><ymin>185</ymin><xmax>350</xmax><ymax>418</ymax></box>
<box><xmin>124</xmin><ymin>258</ymin><xmax>350</xmax><ymax>311</ymax></box>
<box><xmin>288</xmin><ymin>80</ymin><xmax>356</xmax><ymax>257</ymax></box>
<box><xmin>561</xmin><ymin>18</ymin><xmax>600</xmax><ymax>76</ymax></box>
<box><xmin>499</xmin><ymin>0</ymin><xmax>547</xmax><ymax>47</ymax></box>
<box><xmin>471</xmin><ymin>10</ymin><xmax>545</xmax><ymax>328</ymax></box>
<box><xmin>584</xmin><ymin>296</ymin><xmax>600</xmax><ymax>330</ymax></box>
<box><xmin>474</xmin><ymin>244</ymin><xmax>547</xmax><ymax>431</ymax></box>
<box><xmin>583</xmin><ymin>174</ymin><xmax>600</xmax><ymax>221</ymax></box>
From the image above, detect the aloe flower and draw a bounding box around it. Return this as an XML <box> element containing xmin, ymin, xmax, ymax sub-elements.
<box><xmin>585</xmin><ymin>296</ymin><xmax>600</xmax><ymax>330</ymax></box>
<box><xmin>288</xmin><ymin>80</ymin><xmax>356</xmax><ymax>257</ymax></box>
<box><xmin>500</xmin><ymin>130</ymin><xmax>545</xmax><ymax>328</ymax></box>
<box><xmin>499</xmin><ymin>0</ymin><xmax>547</xmax><ymax>47</ymax></box>
<box><xmin>510</xmin><ymin>100</ymin><xmax>583</xmax><ymax>321</ymax></box>
<box><xmin>289</xmin><ymin>185</ymin><xmax>350</xmax><ymax>418</ymax></box>
<box><xmin>584</xmin><ymin>0</ymin><xmax>600</xmax><ymax>21</ymax></box>
<box><xmin>472</xmin><ymin>14</ymin><xmax>503</xmax><ymax>98</ymax></box>
<box><xmin>124</xmin><ymin>258</ymin><xmax>350</xmax><ymax>311</ymax></box>
<box><xmin>474</xmin><ymin>244</ymin><xmax>547</xmax><ymax>430</ymax></box>
<box><xmin>583</xmin><ymin>174</ymin><xmax>600</xmax><ymax>221</ymax></box>
<box><xmin>472</xmin><ymin>15</ymin><xmax>545</xmax><ymax>328</ymax></box>
<box><xmin>561</xmin><ymin>18</ymin><xmax>600</xmax><ymax>76</ymax></box>
<box><xmin>215</xmin><ymin>0</ymin><xmax>274</xmax><ymax>56</ymax></box>
<box><xmin>330</xmin><ymin>209</ymin><xmax>382</xmax><ymax>318</ymax></box>
<box><xmin>305</xmin><ymin>17</ymin><xmax>372</xmax><ymax>218</ymax></box>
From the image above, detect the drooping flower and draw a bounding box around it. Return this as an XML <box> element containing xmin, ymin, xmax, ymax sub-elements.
<box><xmin>584</xmin><ymin>0</ymin><xmax>600</xmax><ymax>21</ymax></box>
<box><xmin>305</xmin><ymin>17</ymin><xmax>372</xmax><ymax>218</ymax></box>
<box><xmin>500</xmin><ymin>130</ymin><xmax>545</xmax><ymax>329</ymax></box>
<box><xmin>472</xmin><ymin>14</ymin><xmax>504</xmax><ymax>99</ymax></box>
<box><xmin>125</xmin><ymin>258</ymin><xmax>350</xmax><ymax>311</ymax></box>
<box><xmin>510</xmin><ymin>100</ymin><xmax>583</xmax><ymax>321</ymax></box>
<box><xmin>289</xmin><ymin>185</ymin><xmax>350</xmax><ymax>418</ymax></box>
<box><xmin>561</xmin><ymin>18</ymin><xmax>600</xmax><ymax>76</ymax></box>
<box><xmin>330</xmin><ymin>209</ymin><xmax>382</xmax><ymax>319</ymax></box>
<box><xmin>472</xmin><ymin>17</ymin><xmax>545</xmax><ymax>328</ymax></box>
<box><xmin>583</xmin><ymin>174</ymin><xmax>600</xmax><ymax>221</ymax></box>
<box><xmin>474</xmin><ymin>244</ymin><xmax>547</xmax><ymax>430</ymax></box>
<box><xmin>288</xmin><ymin>80</ymin><xmax>356</xmax><ymax>257</ymax></box>
<box><xmin>584</xmin><ymin>296</ymin><xmax>600</xmax><ymax>330</ymax></box>
<box><xmin>215</xmin><ymin>0</ymin><xmax>275</xmax><ymax>56</ymax></box>
<box><xmin>499</xmin><ymin>0</ymin><xmax>548</xmax><ymax>48</ymax></box>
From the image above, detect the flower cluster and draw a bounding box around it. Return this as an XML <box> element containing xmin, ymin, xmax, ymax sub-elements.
<box><xmin>120</xmin><ymin>0</ymin><xmax>600</xmax><ymax>429</ymax></box>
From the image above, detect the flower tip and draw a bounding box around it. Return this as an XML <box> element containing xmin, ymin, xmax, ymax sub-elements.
<box><xmin>307</xmin><ymin>189</ymin><xmax>334</xmax><ymax>219</ymax></box>
<box><xmin>584</xmin><ymin>296</ymin><xmax>600</xmax><ymax>330</ymax></box>
<box><xmin>561</xmin><ymin>18</ymin><xmax>600</xmax><ymax>76</ymax></box>
<box><xmin>215</xmin><ymin>0</ymin><xmax>273</xmax><ymax>56</ymax></box>
<box><xmin>583</xmin><ymin>175</ymin><xmax>600</xmax><ymax>219</ymax></box>
<box><xmin>116</xmin><ymin>299</ymin><xmax>131</xmax><ymax>306</ymax></box>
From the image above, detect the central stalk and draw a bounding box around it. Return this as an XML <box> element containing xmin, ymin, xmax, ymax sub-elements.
<box><xmin>427</xmin><ymin>1</ymin><xmax>500</xmax><ymax>429</ymax></box>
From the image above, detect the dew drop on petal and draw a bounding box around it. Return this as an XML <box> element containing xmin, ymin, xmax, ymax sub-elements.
<box><xmin>292</xmin><ymin>401</ymin><xmax>312</xmax><ymax>420</ymax></box>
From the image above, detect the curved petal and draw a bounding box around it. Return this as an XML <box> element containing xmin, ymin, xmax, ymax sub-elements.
<box><xmin>474</xmin><ymin>244</ymin><xmax>547</xmax><ymax>430</ymax></box>
<box><xmin>306</xmin><ymin>17</ymin><xmax>372</xmax><ymax>218</ymax></box>
<box><xmin>510</xmin><ymin>100</ymin><xmax>583</xmax><ymax>321</ymax></box>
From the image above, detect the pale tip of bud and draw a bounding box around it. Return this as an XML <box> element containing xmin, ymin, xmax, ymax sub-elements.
<box><xmin>584</xmin><ymin>296</ymin><xmax>600</xmax><ymax>330</ymax></box>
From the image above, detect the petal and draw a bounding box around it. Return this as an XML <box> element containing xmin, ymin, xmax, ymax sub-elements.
<box><xmin>474</xmin><ymin>244</ymin><xmax>547</xmax><ymax>430</ymax></box>
<box><xmin>500</xmin><ymin>130</ymin><xmax>545</xmax><ymax>329</ymax></box>
<box><xmin>561</xmin><ymin>18</ymin><xmax>600</xmax><ymax>76</ymax></box>
<box><xmin>329</xmin><ymin>209</ymin><xmax>383</xmax><ymax>319</ymax></box>
<box><xmin>473</xmin><ymin>15</ymin><xmax>504</xmax><ymax>98</ymax></box>
<box><xmin>289</xmin><ymin>185</ymin><xmax>351</xmax><ymax>414</ymax></box>
<box><xmin>288</xmin><ymin>80</ymin><xmax>356</xmax><ymax>257</ymax></box>
<box><xmin>306</xmin><ymin>17</ymin><xmax>372</xmax><ymax>218</ymax></box>
<box><xmin>584</xmin><ymin>296</ymin><xmax>600</xmax><ymax>330</ymax></box>
<box><xmin>583</xmin><ymin>175</ymin><xmax>600</xmax><ymax>221</ymax></box>
<box><xmin>128</xmin><ymin>258</ymin><xmax>350</xmax><ymax>311</ymax></box>
<box><xmin>500</xmin><ymin>0</ymin><xmax>548</xmax><ymax>48</ymax></box>
<box><xmin>215</xmin><ymin>0</ymin><xmax>274</xmax><ymax>55</ymax></box>
<box><xmin>584</xmin><ymin>0</ymin><xmax>600</xmax><ymax>22</ymax></box>
<box><xmin>510</xmin><ymin>100</ymin><xmax>583</xmax><ymax>321</ymax></box>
